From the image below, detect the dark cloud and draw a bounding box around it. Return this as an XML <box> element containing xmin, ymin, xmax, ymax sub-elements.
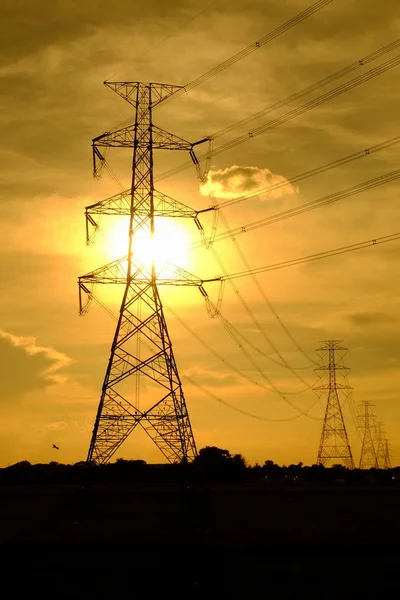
<box><xmin>0</xmin><ymin>330</ymin><xmax>71</xmax><ymax>399</ymax></box>
<box><xmin>346</xmin><ymin>312</ymin><xmax>393</xmax><ymax>326</ymax></box>
<box><xmin>0</xmin><ymin>0</ymin><xmax>181</xmax><ymax>67</ymax></box>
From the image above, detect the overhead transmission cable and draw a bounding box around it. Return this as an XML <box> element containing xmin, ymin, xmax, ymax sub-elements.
<box><xmin>93</xmin><ymin>153</ymin><xmax>400</xmax><ymax>389</ymax></box>
<box><xmin>103</xmin><ymin>0</ymin><xmax>223</xmax><ymax>130</ymax></box>
<box><xmin>203</xmin><ymin>296</ymin><xmax>321</xmax><ymax>418</ymax></box>
<box><xmin>216</xmin><ymin>135</ymin><xmax>400</xmax><ymax>210</ymax></box>
<box><xmin>181</xmin><ymin>226</ymin><xmax>400</xmax><ymax>420</ymax></box>
<box><xmin>212</xmin><ymin>38</ymin><xmax>400</xmax><ymax>140</ymax></box>
<box><xmin>166</xmin><ymin>303</ymin><xmax>315</xmax><ymax>396</ymax></box>
<box><xmin>143</xmin><ymin>0</ymin><xmax>223</xmax><ymax>60</ymax></box>
<box><xmin>99</xmin><ymin>133</ymin><xmax>400</xmax><ymax>251</ymax></box>
<box><xmin>217</xmin><ymin>208</ymin><xmax>317</xmax><ymax>365</ymax></box>
<box><xmin>108</xmin><ymin>0</ymin><xmax>335</xmax><ymax>133</ymax></box>
<box><xmin>98</xmin><ymin>134</ymin><xmax>400</xmax><ymax>265</ymax></box>
<box><xmin>213</xmin><ymin>232</ymin><xmax>400</xmax><ymax>279</ymax></box>
<box><xmin>88</xmin><ymin>285</ymin><xmax>320</xmax><ymax>419</ymax></box>
<box><xmin>88</xmin><ymin>252</ymin><xmax>319</xmax><ymax>417</ymax></box>
<box><xmin>89</xmin><ymin>212</ymin><xmax>319</xmax><ymax>409</ymax></box>
<box><xmin>183</xmin><ymin>373</ymin><xmax>322</xmax><ymax>423</ymax></box>
<box><xmin>158</xmin><ymin>0</ymin><xmax>335</xmax><ymax>107</ymax></box>
<box><xmin>203</xmin><ymin>215</ymin><xmax>317</xmax><ymax>380</ymax></box>
<box><xmin>193</xmin><ymin>168</ymin><xmax>400</xmax><ymax>247</ymax></box>
<box><xmin>157</xmin><ymin>49</ymin><xmax>400</xmax><ymax>182</ymax></box>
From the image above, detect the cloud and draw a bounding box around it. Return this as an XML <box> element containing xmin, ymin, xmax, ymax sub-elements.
<box><xmin>200</xmin><ymin>165</ymin><xmax>297</xmax><ymax>201</ymax></box>
<box><xmin>183</xmin><ymin>366</ymin><xmax>240</xmax><ymax>388</ymax></box>
<box><xmin>346</xmin><ymin>312</ymin><xmax>394</xmax><ymax>327</ymax></box>
<box><xmin>0</xmin><ymin>330</ymin><xmax>72</xmax><ymax>399</ymax></box>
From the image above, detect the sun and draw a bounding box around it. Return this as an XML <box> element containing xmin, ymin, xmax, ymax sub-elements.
<box><xmin>106</xmin><ymin>217</ymin><xmax>191</xmax><ymax>270</ymax></box>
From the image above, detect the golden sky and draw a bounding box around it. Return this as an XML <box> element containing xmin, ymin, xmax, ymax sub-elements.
<box><xmin>1</xmin><ymin>0</ymin><xmax>399</xmax><ymax>467</ymax></box>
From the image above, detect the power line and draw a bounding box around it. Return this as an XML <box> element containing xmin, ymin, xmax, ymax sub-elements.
<box><xmin>166</xmin><ymin>303</ymin><xmax>312</xmax><ymax>395</ymax></box>
<box><xmin>212</xmin><ymin>38</ymin><xmax>400</xmax><ymax>140</ymax></box>
<box><xmin>160</xmin><ymin>0</ymin><xmax>335</xmax><ymax>106</ymax></box>
<box><xmin>99</xmin><ymin>134</ymin><xmax>400</xmax><ymax>242</ymax></box>
<box><xmin>204</xmin><ymin>218</ymin><xmax>317</xmax><ymax>378</ymax></box>
<box><xmin>184</xmin><ymin>373</ymin><xmax>321</xmax><ymax>422</ymax></box>
<box><xmin>213</xmin><ymin>232</ymin><xmax>400</xmax><ymax>279</ymax></box>
<box><xmin>217</xmin><ymin>135</ymin><xmax>400</xmax><ymax>209</ymax></box>
<box><xmin>197</xmin><ymin>168</ymin><xmax>400</xmax><ymax>246</ymax></box>
<box><xmin>149</xmin><ymin>0</ymin><xmax>223</xmax><ymax>55</ymax></box>
<box><xmin>218</xmin><ymin>208</ymin><xmax>317</xmax><ymax>365</ymax></box>
<box><xmin>104</xmin><ymin>0</ymin><xmax>223</xmax><ymax>127</ymax></box>
<box><xmin>108</xmin><ymin>0</ymin><xmax>336</xmax><ymax>133</ymax></box>
<box><xmin>89</xmin><ymin>284</ymin><xmax>318</xmax><ymax>417</ymax></box>
<box><xmin>205</xmin><ymin>299</ymin><xmax>321</xmax><ymax>418</ymax></box>
<box><xmin>158</xmin><ymin>51</ymin><xmax>400</xmax><ymax>182</ymax></box>
<box><xmin>211</xmin><ymin>54</ymin><xmax>400</xmax><ymax>157</ymax></box>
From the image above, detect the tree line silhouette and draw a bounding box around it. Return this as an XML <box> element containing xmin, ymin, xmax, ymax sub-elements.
<box><xmin>1</xmin><ymin>446</ymin><xmax>399</xmax><ymax>485</ymax></box>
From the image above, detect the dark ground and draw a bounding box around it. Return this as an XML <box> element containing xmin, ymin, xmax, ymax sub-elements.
<box><xmin>1</xmin><ymin>482</ymin><xmax>399</xmax><ymax>597</ymax></box>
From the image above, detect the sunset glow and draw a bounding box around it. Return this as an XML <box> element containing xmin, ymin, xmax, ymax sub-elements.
<box><xmin>107</xmin><ymin>218</ymin><xmax>190</xmax><ymax>270</ymax></box>
<box><xmin>1</xmin><ymin>0</ymin><xmax>399</xmax><ymax>469</ymax></box>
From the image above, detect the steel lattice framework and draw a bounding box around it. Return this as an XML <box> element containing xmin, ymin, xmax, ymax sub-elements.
<box><xmin>79</xmin><ymin>81</ymin><xmax>212</xmax><ymax>465</ymax></box>
<box><xmin>383</xmin><ymin>439</ymin><xmax>392</xmax><ymax>470</ymax></box>
<box><xmin>358</xmin><ymin>401</ymin><xmax>378</xmax><ymax>469</ymax></box>
<box><xmin>314</xmin><ymin>341</ymin><xmax>355</xmax><ymax>469</ymax></box>
<box><xmin>375</xmin><ymin>422</ymin><xmax>389</xmax><ymax>469</ymax></box>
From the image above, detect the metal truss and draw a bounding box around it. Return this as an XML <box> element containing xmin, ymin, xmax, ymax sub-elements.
<box><xmin>104</xmin><ymin>81</ymin><xmax>184</xmax><ymax>108</ymax></box>
<box><xmin>314</xmin><ymin>341</ymin><xmax>355</xmax><ymax>469</ymax></box>
<box><xmin>81</xmin><ymin>81</ymin><xmax>209</xmax><ymax>464</ymax></box>
<box><xmin>383</xmin><ymin>439</ymin><xmax>392</xmax><ymax>470</ymax></box>
<box><xmin>92</xmin><ymin>87</ymin><xmax>211</xmax><ymax>181</ymax></box>
<box><xmin>358</xmin><ymin>401</ymin><xmax>378</xmax><ymax>469</ymax></box>
<box><xmin>375</xmin><ymin>422</ymin><xmax>392</xmax><ymax>469</ymax></box>
<box><xmin>84</xmin><ymin>188</ymin><xmax>215</xmax><ymax>246</ymax></box>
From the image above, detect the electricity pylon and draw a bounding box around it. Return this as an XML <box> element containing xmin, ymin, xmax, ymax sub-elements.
<box><xmin>358</xmin><ymin>401</ymin><xmax>378</xmax><ymax>469</ymax></box>
<box><xmin>79</xmin><ymin>81</ymin><xmax>213</xmax><ymax>465</ymax></box>
<box><xmin>375</xmin><ymin>422</ymin><xmax>387</xmax><ymax>468</ymax></box>
<box><xmin>383</xmin><ymin>439</ymin><xmax>392</xmax><ymax>470</ymax></box>
<box><xmin>314</xmin><ymin>341</ymin><xmax>355</xmax><ymax>469</ymax></box>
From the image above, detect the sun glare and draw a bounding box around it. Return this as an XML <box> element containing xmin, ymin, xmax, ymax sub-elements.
<box><xmin>106</xmin><ymin>218</ymin><xmax>190</xmax><ymax>271</ymax></box>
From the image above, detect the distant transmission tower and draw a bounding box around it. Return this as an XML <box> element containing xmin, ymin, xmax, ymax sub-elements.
<box><xmin>358</xmin><ymin>401</ymin><xmax>378</xmax><ymax>469</ymax></box>
<box><xmin>375</xmin><ymin>422</ymin><xmax>387</xmax><ymax>468</ymax></box>
<box><xmin>314</xmin><ymin>340</ymin><xmax>355</xmax><ymax>468</ymax></box>
<box><xmin>79</xmin><ymin>82</ymin><xmax>213</xmax><ymax>464</ymax></box>
<box><xmin>383</xmin><ymin>439</ymin><xmax>392</xmax><ymax>470</ymax></box>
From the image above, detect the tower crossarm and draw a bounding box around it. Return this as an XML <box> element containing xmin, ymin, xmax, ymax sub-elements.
<box><xmin>313</xmin><ymin>383</ymin><xmax>353</xmax><ymax>391</ymax></box>
<box><xmin>86</xmin><ymin>189</ymin><xmax>198</xmax><ymax>218</ymax></box>
<box><xmin>315</xmin><ymin>340</ymin><xmax>347</xmax><ymax>352</ymax></box>
<box><xmin>84</xmin><ymin>189</ymin><xmax>217</xmax><ymax>246</ymax></box>
<box><xmin>78</xmin><ymin>258</ymin><xmax>220</xmax><ymax>315</ymax></box>
<box><xmin>92</xmin><ymin>126</ymin><xmax>211</xmax><ymax>179</ymax></box>
<box><xmin>104</xmin><ymin>81</ymin><xmax>184</xmax><ymax>108</ymax></box>
<box><xmin>314</xmin><ymin>364</ymin><xmax>350</xmax><ymax>373</ymax></box>
<box><xmin>79</xmin><ymin>256</ymin><xmax>131</xmax><ymax>286</ymax></box>
<box><xmin>79</xmin><ymin>258</ymin><xmax>213</xmax><ymax>286</ymax></box>
<box><xmin>92</xmin><ymin>125</ymin><xmax>196</xmax><ymax>150</ymax></box>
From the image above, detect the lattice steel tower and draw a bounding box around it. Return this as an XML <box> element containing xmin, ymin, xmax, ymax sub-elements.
<box><xmin>375</xmin><ymin>422</ymin><xmax>388</xmax><ymax>468</ymax></box>
<box><xmin>358</xmin><ymin>401</ymin><xmax>378</xmax><ymax>469</ymax></box>
<box><xmin>383</xmin><ymin>439</ymin><xmax>392</xmax><ymax>470</ymax></box>
<box><xmin>79</xmin><ymin>82</ymin><xmax>212</xmax><ymax>464</ymax></box>
<box><xmin>314</xmin><ymin>341</ymin><xmax>355</xmax><ymax>468</ymax></box>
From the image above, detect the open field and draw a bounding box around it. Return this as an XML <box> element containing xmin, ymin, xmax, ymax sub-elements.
<box><xmin>1</xmin><ymin>482</ymin><xmax>399</xmax><ymax>596</ymax></box>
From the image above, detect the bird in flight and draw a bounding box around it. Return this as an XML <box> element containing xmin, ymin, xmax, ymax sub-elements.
<box><xmin>52</xmin><ymin>444</ymin><xmax>60</xmax><ymax>450</ymax></box>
